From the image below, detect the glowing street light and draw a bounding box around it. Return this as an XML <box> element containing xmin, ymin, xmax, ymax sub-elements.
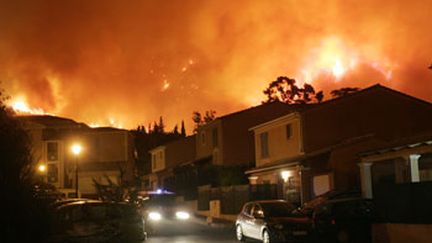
<box><xmin>71</xmin><ymin>143</ymin><xmax>82</xmax><ymax>198</ymax></box>
<box><xmin>71</xmin><ymin>144</ymin><xmax>82</xmax><ymax>155</ymax></box>
<box><xmin>38</xmin><ymin>164</ymin><xmax>46</xmax><ymax>173</ymax></box>
<box><xmin>37</xmin><ymin>163</ymin><xmax>47</xmax><ymax>182</ymax></box>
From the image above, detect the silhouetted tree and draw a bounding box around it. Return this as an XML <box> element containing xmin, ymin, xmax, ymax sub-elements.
<box><xmin>192</xmin><ymin>111</ymin><xmax>203</xmax><ymax>133</ymax></box>
<box><xmin>158</xmin><ymin>116</ymin><xmax>165</xmax><ymax>133</ymax></box>
<box><xmin>181</xmin><ymin>120</ymin><xmax>186</xmax><ymax>137</ymax></box>
<box><xmin>131</xmin><ymin>117</ymin><xmax>185</xmax><ymax>178</ymax></box>
<box><xmin>330</xmin><ymin>87</ymin><xmax>360</xmax><ymax>98</ymax></box>
<box><xmin>204</xmin><ymin>110</ymin><xmax>216</xmax><ymax>123</ymax></box>
<box><xmin>263</xmin><ymin>76</ymin><xmax>324</xmax><ymax>104</ymax></box>
<box><xmin>152</xmin><ymin>121</ymin><xmax>159</xmax><ymax>134</ymax></box>
<box><xmin>173</xmin><ymin>124</ymin><xmax>179</xmax><ymax>135</ymax></box>
<box><xmin>0</xmin><ymin>87</ymin><xmax>52</xmax><ymax>242</ymax></box>
<box><xmin>192</xmin><ymin>110</ymin><xmax>217</xmax><ymax>133</ymax></box>
<box><xmin>315</xmin><ymin>91</ymin><xmax>324</xmax><ymax>103</ymax></box>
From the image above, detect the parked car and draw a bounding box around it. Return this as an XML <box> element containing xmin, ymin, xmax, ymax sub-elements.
<box><xmin>48</xmin><ymin>200</ymin><xmax>147</xmax><ymax>242</ymax></box>
<box><xmin>313</xmin><ymin>198</ymin><xmax>374</xmax><ymax>243</ymax></box>
<box><xmin>298</xmin><ymin>191</ymin><xmax>375</xmax><ymax>243</ymax></box>
<box><xmin>49</xmin><ymin>198</ymin><xmax>100</xmax><ymax>210</ymax></box>
<box><xmin>235</xmin><ymin>200</ymin><xmax>313</xmax><ymax>243</ymax></box>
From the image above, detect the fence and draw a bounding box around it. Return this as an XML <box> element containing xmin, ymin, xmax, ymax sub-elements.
<box><xmin>198</xmin><ymin>184</ymin><xmax>282</xmax><ymax>214</ymax></box>
<box><xmin>373</xmin><ymin>181</ymin><xmax>432</xmax><ymax>224</ymax></box>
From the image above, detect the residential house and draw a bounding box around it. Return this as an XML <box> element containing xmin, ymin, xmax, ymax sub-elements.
<box><xmin>247</xmin><ymin>84</ymin><xmax>432</xmax><ymax>204</ymax></box>
<box><xmin>174</xmin><ymin>101</ymin><xmax>311</xmax><ymax>199</ymax></box>
<box><xmin>19</xmin><ymin>115</ymin><xmax>135</xmax><ymax>198</ymax></box>
<box><xmin>148</xmin><ymin>135</ymin><xmax>195</xmax><ymax>190</ymax></box>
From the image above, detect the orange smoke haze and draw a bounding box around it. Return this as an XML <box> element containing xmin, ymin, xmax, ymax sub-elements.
<box><xmin>1</xmin><ymin>0</ymin><xmax>431</xmax><ymax>131</ymax></box>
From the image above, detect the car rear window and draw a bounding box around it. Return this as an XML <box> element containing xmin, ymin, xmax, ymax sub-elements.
<box><xmin>261</xmin><ymin>202</ymin><xmax>295</xmax><ymax>217</ymax></box>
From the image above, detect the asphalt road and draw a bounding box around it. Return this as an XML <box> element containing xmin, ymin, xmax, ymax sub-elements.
<box><xmin>145</xmin><ymin>218</ymin><xmax>242</xmax><ymax>243</ymax></box>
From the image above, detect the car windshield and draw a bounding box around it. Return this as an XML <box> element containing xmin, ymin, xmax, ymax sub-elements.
<box><xmin>261</xmin><ymin>202</ymin><xmax>295</xmax><ymax>217</ymax></box>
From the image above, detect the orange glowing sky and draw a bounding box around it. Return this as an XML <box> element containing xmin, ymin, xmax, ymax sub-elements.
<box><xmin>1</xmin><ymin>0</ymin><xmax>431</xmax><ymax>131</ymax></box>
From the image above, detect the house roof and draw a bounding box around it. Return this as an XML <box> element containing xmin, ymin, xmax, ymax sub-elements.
<box><xmin>200</xmin><ymin>101</ymin><xmax>313</xmax><ymax>129</ymax></box>
<box><xmin>359</xmin><ymin>132</ymin><xmax>432</xmax><ymax>157</ymax></box>
<box><xmin>248</xmin><ymin>84</ymin><xmax>432</xmax><ymax>132</ymax></box>
<box><xmin>304</xmin><ymin>84</ymin><xmax>432</xmax><ymax>114</ymax></box>
<box><xmin>92</xmin><ymin>127</ymin><xmax>127</xmax><ymax>132</ymax></box>
<box><xmin>17</xmin><ymin>115</ymin><xmax>89</xmax><ymax>129</ymax></box>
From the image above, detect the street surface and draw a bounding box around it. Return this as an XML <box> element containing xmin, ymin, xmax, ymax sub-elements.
<box><xmin>145</xmin><ymin>218</ymin><xmax>242</xmax><ymax>243</ymax></box>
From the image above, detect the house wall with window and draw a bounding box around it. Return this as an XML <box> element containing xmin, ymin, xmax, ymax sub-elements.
<box><xmin>220</xmin><ymin>102</ymin><xmax>308</xmax><ymax>167</ymax></box>
<box><xmin>150</xmin><ymin>136</ymin><xmax>196</xmax><ymax>190</ymax></box>
<box><xmin>248</xmin><ymin>112</ymin><xmax>304</xmax><ymax>204</ymax></box>
<box><xmin>19</xmin><ymin>116</ymin><xmax>136</xmax><ymax>197</ymax></box>
<box><xmin>195</xmin><ymin>120</ymin><xmax>222</xmax><ymax>165</ymax></box>
<box><xmin>251</xmin><ymin>112</ymin><xmax>303</xmax><ymax>168</ymax></box>
<box><xmin>150</xmin><ymin>146</ymin><xmax>165</xmax><ymax>173</ymax></box>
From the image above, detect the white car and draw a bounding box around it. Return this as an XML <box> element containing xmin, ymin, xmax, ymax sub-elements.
<box><xmin>235</xmin><ymin>200</ymin><xmax>312</xmax><ymax>243</ymax></box>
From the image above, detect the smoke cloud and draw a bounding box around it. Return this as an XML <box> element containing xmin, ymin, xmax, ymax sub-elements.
<box><xmin>1</xmin><ymin>0</ymin><xmax>431</xmax><ymax>131</ymax></box>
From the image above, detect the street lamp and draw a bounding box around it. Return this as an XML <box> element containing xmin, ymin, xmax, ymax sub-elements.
<box><xmin>37</xmin><ymin>163</ymin><xmax>47</xmax><ymax>182</ymax></box>
<box><xmin>71</xmin><ymin>143</ymin><xmax>82</xmax><ymax>198</ymax></box>
<box><xmin>38</xmin><ymin>164</ymin><xmax>46</xmax><ymax>173</ymax></box>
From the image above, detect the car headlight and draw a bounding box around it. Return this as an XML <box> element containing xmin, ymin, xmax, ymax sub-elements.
<box><xmin>274</xmin><ymin>224</ymin><xmax>284</xmax><ymax>230</ymax></box>
<box><xmin>148</xmin><ymin>212</ymin><xmax>162</xmax><ymax>221</ymax></box>
<box><xmin>175</xmin><ymin>211</ymin><xmax>190</xmax><ymax>220</ymax></box>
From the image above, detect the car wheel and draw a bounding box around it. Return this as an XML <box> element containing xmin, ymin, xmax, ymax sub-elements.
<box><xmin>262</xmin><ymin>229</ymin><xmax>271</xmax><ymax>243</ymax></box>
<box><xmin>236</xmin><ymin>224</ymin><xmax>245</xmax><ymax>241</ymax></box>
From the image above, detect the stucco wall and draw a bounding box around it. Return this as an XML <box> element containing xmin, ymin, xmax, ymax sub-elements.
<box><xmin>254</xmin><ymin>116</ymin><xmax>302</xmax><ymax>168</ymax></box>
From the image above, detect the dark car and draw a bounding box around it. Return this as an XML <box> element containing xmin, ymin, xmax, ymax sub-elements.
<box><xmin>138</xmin><ymin>190</ymin><xmax>193</xmax><ymax>235</ymax></box>
<box><xmin>140</xmin><ymin>191</ymin><xmax>192</xmax><ymax>222</ymax></box>
<box><xmin>48</xmin><ymin>200</ymin><xmax>146</xmax><ymax>242</ymax></box>
<box><xmin>235</xmin><ymin>200</ymin><xmax>313</xmax><ymax>243</ymax></box>
<box><xmin>49</xmin><ymin>198</ymin><xmax>100</xmax><ymax>210</ymax></box>
<box><xmin>299</xmin><ymin>191</ymin><xmax>375</xmax><ymax>243</ymax></box>
<box><xmin>312</xmin><ymin>198</ymin><xmax>374</xmax><ymax>243</ymax></box>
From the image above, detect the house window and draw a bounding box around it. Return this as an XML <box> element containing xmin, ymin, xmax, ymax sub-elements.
<box><xmin>47</xmin><ymin>164</ymin><xmax>58</xmax><ymax>183</ymax></box>
<box><xmin>260</xmin><ymin>132</ymin><xmax>269</xmax><ymax>158</ymax></box>
<box><xmin>286</xmin><ymin>124</ymin><xmax>292</xmax><ymax>139</ymax></box>
<box><xmin>212</xmin><ymin>128</ymin><xmax>218</xmax><ymax>148</ymax></box>
<box><xmin>47</xmin><ymin>142</ymin><xmax>58</xmax><ymax>161</ymax></box>
<box><xmin>419</xmin><ymin>154</ymin><xmax>432</xmax><ymax>182</ymax></box>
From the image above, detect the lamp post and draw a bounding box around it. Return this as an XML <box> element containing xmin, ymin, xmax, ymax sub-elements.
<box><xmin>71</xmin><ymin>143</ymin><xmax>82</xmax><ymax>198</ymax></box>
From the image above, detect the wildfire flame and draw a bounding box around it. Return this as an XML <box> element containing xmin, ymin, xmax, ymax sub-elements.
<box><xmin>298</xmin><ymin>36</ymin><xmax>393</xmax><ymax>84</ymax></box>
<box><xmin>10</xmin><ymin>97</ymin><xmax>47</xmax><ymax>115</ymax></box>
